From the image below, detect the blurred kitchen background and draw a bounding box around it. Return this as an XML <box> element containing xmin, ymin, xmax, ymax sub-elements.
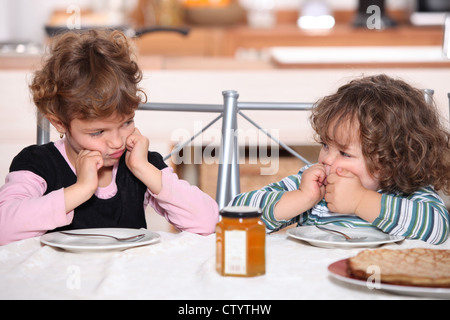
<box><xmin>0</xmin><ymin>1</ymin><xmax>410</xmax><ymax>43</ymax></box>
<box><xmin>1</xmin><ymin>0</ymin><xmax>449</xmax><ymax>231</ymax></box>
<box><xmin>0</xmin><ymin>1</ymin><xmax>447</xmax><ymax>46</ymax></box>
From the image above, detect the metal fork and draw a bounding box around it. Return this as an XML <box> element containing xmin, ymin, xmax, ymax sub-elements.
<box><xmin>315</xmin><ymin>225</ymin><xmax>367</xmax><ymax>242</ymax></box>
<box><xmin>60</xmin><ymin>231</ymin><xmax>145</xmax><ymax>242</ymax></box>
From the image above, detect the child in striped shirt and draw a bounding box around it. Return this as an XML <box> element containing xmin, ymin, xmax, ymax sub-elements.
<box><xmin>231</xmin><ymin>74</ymin><xmax>450</xmax><ymax>245</ymax></box>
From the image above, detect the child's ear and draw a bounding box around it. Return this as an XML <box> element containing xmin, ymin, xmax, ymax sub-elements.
<box><xmin>46</xmin><ymin>115</ymin><xmax>67</xmax><ymax>135</ymax></box>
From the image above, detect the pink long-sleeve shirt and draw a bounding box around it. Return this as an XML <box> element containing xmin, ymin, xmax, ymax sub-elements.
<box><xmin>0</xmin><ymin>140</ymin><xmax>219</xmax><ymax>245</ymax></box>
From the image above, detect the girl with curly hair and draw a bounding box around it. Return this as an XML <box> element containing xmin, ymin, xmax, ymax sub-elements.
<box><xmin>232</xmin><ymin>74</ymin><xmax>450</xmax><ymax>244</ymax></box>
<box><xmin>0</xmin><ymin>30</ymin><xmax>218</xmax><ymax>245</ymax></box>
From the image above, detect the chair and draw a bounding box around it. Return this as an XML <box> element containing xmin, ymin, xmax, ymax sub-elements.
<box><xmin>126</xmin><ymin>91</ymin><xmax>314</xmax><ymax>209</ymax></box>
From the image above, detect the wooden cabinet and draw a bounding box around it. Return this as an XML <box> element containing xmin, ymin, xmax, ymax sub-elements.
<box><xmin>46</xmin><ymin>9</ymin><xmax>445</xmax><ymax>58</ymax></box>
<box><xmin>134</xmin><ymin>24</ymin><xmax>445</xmax><ymax>57</ymax></box>
<box><xmin>134</xmin><ymin>27</ymin><xmax>227</xmax><ymax>56</ymax></box>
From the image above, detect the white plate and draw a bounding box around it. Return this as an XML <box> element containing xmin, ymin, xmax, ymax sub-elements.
<box><xmin>287</xmin><ymin>225</ymin><xmax>404</xmax><ymax>249</ymax></box>
<box><xmin>41</xmin><ymin>228</ymin><xmax>160</xmax><ymax>253</ymax></box>
<box><xmin>328</xmin><ymin>258</ymin><xmax>450</xmax><ymax>299</ymax></box>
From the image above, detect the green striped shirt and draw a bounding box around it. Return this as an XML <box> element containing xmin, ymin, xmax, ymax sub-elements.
<box><xmin>230</xmin><ymin>165</ymin><xmax>449</xmax><ymax>245</ymax></box>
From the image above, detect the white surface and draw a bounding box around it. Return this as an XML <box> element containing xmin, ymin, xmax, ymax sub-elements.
<box><xmin>271</xmin><ymin>46</ymin><xmax>448</xmax><ymax>64</ymax></box>
<box><xmin>287</xmin><ymin>225</ymin><xmax>405</xmax><ymax>249</ymax></box>
<box><xmin>0</xmin><ymin>230</ymin><xmax>448</xmax><ymax>299</ymax></box>
<box><xmin>410</xmin><ymin>12</ymin><xmax>448</xmax><ymax>26</ymax></box>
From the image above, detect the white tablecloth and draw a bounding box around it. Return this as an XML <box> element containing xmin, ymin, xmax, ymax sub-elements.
<box><xmin>0</xmin><ymin>230</ymin><xmax>448</xmax><ymax>300</ymax></box>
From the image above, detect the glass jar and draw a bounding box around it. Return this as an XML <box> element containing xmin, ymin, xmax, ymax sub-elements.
<box><xmin>216</xmin><ymin>206</ymin><xmax>266</xmax><ymax>277</ymax></box>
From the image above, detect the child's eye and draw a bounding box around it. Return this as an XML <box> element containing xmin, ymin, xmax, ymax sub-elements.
<box><xmin>90</xmin><ymin>130</ymin><xmax>104</xmax><ymax>137</ymax></box>
<box><xmin>321</xmin><ymin>142</ymin><xmax>329</xmax><ymax>150</ymax></box>
<box><xmin>124</xmin><ymin>119</ymin><xmax>134</xmax><ymax>127</ymax></box>
<box><xmin>340</xmin><ymin>151</ymin><xmax>351</xmax><ymax>157</ymax></box>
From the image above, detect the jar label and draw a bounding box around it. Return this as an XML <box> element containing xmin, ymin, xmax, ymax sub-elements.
<box><xmin>224</xmin><ymin>230</ymin><xmax>247</xmax><ymax>275</ymax></box>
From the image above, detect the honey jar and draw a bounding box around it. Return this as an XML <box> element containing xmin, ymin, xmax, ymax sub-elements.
<box><xmin>216</xmin><ymin>206</ymin><xmax>266</xmax><ymax>277</ymax></box>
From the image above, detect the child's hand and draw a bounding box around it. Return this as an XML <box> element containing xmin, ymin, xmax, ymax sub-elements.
<box><xmin>273</xmin><ymin>164</ymin><xmax>326</xmax><ymax>221</ymax></box>
<box><xmin>299</xmin><ymin>164</ymin><xmax>327</xmax><ymax>206</ymax></box>
<box><xmin>75</xmin><ymin>150</ymin><xmax>104</xmax><ymax>195</ymax></box>
<box><xmin>325</xmin><ymin>168</ymin><xmax>368</xmax><ymax>214</ymax></box>
<box><xmin>125</xmin><ymin>128</ymin><xmax>163</xmax><ymax>194</ymax></box>
<box><xmin>125</xmin><ymin>128</ymin><xmax>150</xmax><ymax>174</ymax></box>
<box><xmin>64</xmin><ymin>149</ymin><xmax>103</xmax><ymax>212</ymax></box>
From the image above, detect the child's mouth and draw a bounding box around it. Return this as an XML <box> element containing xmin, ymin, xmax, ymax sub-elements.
<box><xmin>110</xmin><ymin>149</ymin><xmax>125</xmax><ymax>159</ymax></box>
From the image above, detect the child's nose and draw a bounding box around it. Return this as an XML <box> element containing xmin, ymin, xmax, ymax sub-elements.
<box><xmin>322</xmin><ymin>151</ymin><xmax>337</xmax><ymax>167</ymax></box>
<box><xmin>108</xmin><ymin>132</ymin><xmax>123</xmax><ymax>149</ymax></box>
<box><xmin>321</xmin><ymin>152</ymin><xmax>339</xmax><ymax>176</ymax></box>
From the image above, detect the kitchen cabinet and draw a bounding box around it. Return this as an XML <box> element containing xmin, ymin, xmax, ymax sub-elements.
<box><xmin>45</xmin><ymin>9</ymin><xmax>445</xmax><ymax>58</ymax></box>
<box><xmin>134</xmin><ymin>24</ymin><xmax>445</xmax><ymax>57</ymax></box>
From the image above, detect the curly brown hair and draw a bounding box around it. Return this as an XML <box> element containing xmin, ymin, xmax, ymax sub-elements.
<box><xmin>30</xmin><ymin>29</ymin><xmax>146</xmax><ymax>128</ymax></box>
<box><xmin>311</xmin><ymin>74</ymin><xmax>450</xmax><ymax>195</ymax></box>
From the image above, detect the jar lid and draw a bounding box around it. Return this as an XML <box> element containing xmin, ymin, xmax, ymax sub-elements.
<box><xmin>220</xmin><ymin>206</ymin><xmax>262</xmax><ymax>218</ymax></box>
